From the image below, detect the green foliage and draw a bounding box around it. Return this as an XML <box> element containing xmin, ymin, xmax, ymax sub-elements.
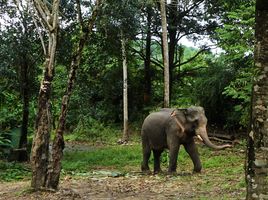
<box><xmin>0</xmin><ymin>133</ymin><xmax>11</xmax><ymax>146</ymax></box>
<box><xmin>0</xmin><ymin>91</ymin><xmax>22</xmax><ymax>129</ymax></box>
<box><xmin>0</xmin><ymin>161</ymin><xmax>31</xmax><ymax>181</ymax></box>
<box><xmin>223</xmin><ymin>68</ymin><xmax>253</xmax><ymax>127</ymax></box>
<box><xmin>0</xmin><ymin>132</ymin><xmax>12</xmax><ymax>157</ymax></box>
<box><xmin>191</xmin><ymin>57</ymin><xmax>236</xmax><ymax>126</ymax></box>
<box><xmin>215</xmin><ymin>1</ymin><xmax>255</xmax><ymax>57</ymax></box>
<box><xmin>65</xmin><ymin>116</ymin><xmax>121</xmax><ymax>144</ymax></box>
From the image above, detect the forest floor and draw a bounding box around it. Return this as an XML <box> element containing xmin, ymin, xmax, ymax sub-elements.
<box><xmin>0</xmin><ymin>140</ymin><xmax>246</xmax><ymax>200</ymax></box>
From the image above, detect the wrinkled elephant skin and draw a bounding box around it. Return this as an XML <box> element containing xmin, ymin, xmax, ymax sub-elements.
<box><xmin>141</xmin><ymin>106</ymin><xmax>232</xmax><ymax>174</ymax></box>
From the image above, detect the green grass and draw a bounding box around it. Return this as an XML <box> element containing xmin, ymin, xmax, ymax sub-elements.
<box><xmin>0</xmin><ymin>141</ymin><xmax>246</xmax><ymax>186</ymax></box>
<box><xmin>62</xmin><ymin>145</ymin><xmax>142</xmax><ymax>173</ymax></box>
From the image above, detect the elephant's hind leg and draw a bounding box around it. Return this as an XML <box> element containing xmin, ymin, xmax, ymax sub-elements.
<box><xmin>141</xmin><ymin>136</ymin><xmax>151</xmax><ymax>172</ymax></box>
<box><xmin>153</xmin><ymin>149</ymin><xmax>163</xmax><ymax>174</ymax></box>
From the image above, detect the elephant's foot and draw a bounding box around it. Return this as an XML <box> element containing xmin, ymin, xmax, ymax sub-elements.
<box><xmin>167</xmin><ymin>169</ymin><xmax>177</xmax><ymax>176</ymax></box>
<box><xmin>193</xmin><ymin>166</ymin><xmax>202</xmax><ymax>173</ymax></box>
<box><xmin>141</xmin><ymin>170</ymin><xmax>152</xmax><ymax>175</ymax></box>
<box><xmin>193</xmin><ymin>169</ymin><xmax>202</xmax><ymax>174</ymax></box>
<box><xmin>141</xmin><ymin>164</ymin><xmax>151</xmax><ymax>174</ymax></box>
<box><xmin>153</xmin><ymin>168</ymin><xmax>162</xmax><ymax>175</ymax></box>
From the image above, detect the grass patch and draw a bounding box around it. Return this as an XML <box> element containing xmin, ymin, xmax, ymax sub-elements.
<box><xmin>62</xmin><ymin>144</ymin><xmax>142</xmax><ymax>174</ymax></box>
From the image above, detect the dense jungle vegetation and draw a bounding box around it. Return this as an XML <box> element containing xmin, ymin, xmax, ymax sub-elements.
<box><xmin>0</xmin><ymin>0</ymin><xmax>254</xmax><ymax>145</ymax></box>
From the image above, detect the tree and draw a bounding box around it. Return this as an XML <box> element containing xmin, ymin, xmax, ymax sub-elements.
<box><xmin>160</xmin><ymin>0</ymin><xmax>170</xmax><ymax>108</ymax></box>
<box><xmin>30</xmin><ymin>0</ymin><xmax>60</xmax><ymax>190</ymax></box>
<box><xmin>45</xmin><ymin>0</ymin><xmax>103</xmax><ymax>189</ymax></box>
<box><xmin>121</xmin><ymin>32</ymin><xmax>128</xmax><ymax>142</ymax></box>
<box><xmin>246</xmin><ymin>0</ymin><xmax>268</xmax><ymax>198</ymax></box>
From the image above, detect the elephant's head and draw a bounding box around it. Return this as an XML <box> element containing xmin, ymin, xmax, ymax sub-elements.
<box><xmin>184</xmin><ymin>106</ymin><xmax>232</xmax><ymax>150</ymax></box>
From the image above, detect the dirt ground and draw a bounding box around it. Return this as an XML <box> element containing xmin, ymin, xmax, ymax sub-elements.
<box><xmin>0</xmin><ymin>170</ymin><xmax>245</xmax><ymax>200</ymax></box>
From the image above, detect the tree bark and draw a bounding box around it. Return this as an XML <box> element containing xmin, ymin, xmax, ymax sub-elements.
<box><xmin>160</xmin><ymin>0</ymin><xmax>170</xmax><ymax>108</ymax></box>
<box><xmin>246</xmin><ymin>0</ymin><xmax>268</xmax><ymax>199</ymax></box>
<box><xmin>121</xmin><ymin>32</ymin><xmax>129</xmax><ymax>142</ymax></box>
<box><xmin>45</xmin><ymin>0</ymin><xmax>102</xmax><ymax>189</ymax></box>
<box><xmin>30</xmin><ymin>0</ymin><xmax>60</xmax><ymax>190</ymax></box>
<box><xmin>31</xmin><ymin>50</ymin><xmax>57</xmax><ymax>190</ymax></box>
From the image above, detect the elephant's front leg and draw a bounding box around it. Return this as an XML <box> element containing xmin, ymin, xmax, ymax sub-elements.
<box><xmin>183</xmin><ymin>139</ymin><xmax>202</xmax><ymax>173</ymax></box>
<box><xmin>168</xmin><ymin>145</ymin><xmax>180</xmax><ymax>173</ymax></box>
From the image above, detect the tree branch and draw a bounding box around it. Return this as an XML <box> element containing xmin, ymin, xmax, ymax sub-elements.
<box><xmin>174</xmin><ymin>47</ymin><xmax>209</xmax><ymax>67</ymax></box>
<box><xmin>76</xmin><ymin>0</ymin><xmax>84</xmax><ymax>28</ymax></box>
<box><xmin>31</xmin><ymin>0</ymin><xmax>53</xmax><ymax>31</ymax></box>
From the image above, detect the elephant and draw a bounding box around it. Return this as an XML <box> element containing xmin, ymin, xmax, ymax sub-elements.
<box><xmin>141</xmin><ymin>106</ymin><xmax>232</xmax><ymax>174</ymax></box>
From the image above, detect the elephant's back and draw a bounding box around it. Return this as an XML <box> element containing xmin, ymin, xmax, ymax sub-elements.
<box><xmin>142</xmin><ymin>111</ymin><xmax>170</xmax><ymax>131</ymax></box>
<box><xmin>141</xmin><ymin>111</ymin><xmax>170</xmax><ymax>149</ymax></box>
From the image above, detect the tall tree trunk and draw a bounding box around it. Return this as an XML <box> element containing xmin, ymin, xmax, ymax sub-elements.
<box><xmin>160</xmin><ymin>0</ymin><xmax>170</xmax><ymax>108</ymax></box>
<box><xmin>18</xmin><ymin>57</ymin><xmax>29</xmax><ymax>162</ymax></box>
<box><xmin>246</xmin><ymin>0</ymin><xmax>268</xmax><ymax>199</ymax></box>
<box><xmin>121</xmin><ymin>32</ymin><xmax>129</xmax><ymax>142</ymax></box>
<box><xmin>167</xmin><ymin>0</ymin><xmax>178</xmax><ymax>98</ymax></box>
<box><xmin>30</xmin><ymin>0</ymin><xmax>60</xmax><ymax>190</ymax></box>
<box><xmin>144</xmin><ymin>6</ymin><xmax>152</xmax><ymax>105</ymax></box>
<box><xmin>45</xmin><ymin>0</ymin><xmax>102</xmax><ymax>189</ymax></box>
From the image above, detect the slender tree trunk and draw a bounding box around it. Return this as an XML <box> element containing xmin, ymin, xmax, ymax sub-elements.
<box><xmin>167</xmin><ymin>0</ymin><xmax>178</xmax><ymax>97</ymax></box>
<box><xmin>45</xmin><ymin>0</ymin><xmax>102</xmax><ymax>189</ymax></box>
<box><xmin>144</xmin><ymin>6</ymin><xmax>152</xmax><ymax>105</ymax></box>
<box><xmin>160</xmin><ymin>0</ymin><xmax>170</xmax><ymax>108</ymax></box>
<box><xmin>121</xmin><ymin>32</ymin><xmax>128</xmax><ymax>142</ymax></box>
<box><xmin>30</xmin><ymin>0</ymin><xmax>60</xmax><ymax>190</ymax></box>
<box><xmin>18</xmin><ymin>57</ymin><xmax>29</xmax><ymax>162</ymax></box>
<box><xmin>246</xmin><ymin>0</ymin><xmax>268</xmax><ymax>199</ymax></box>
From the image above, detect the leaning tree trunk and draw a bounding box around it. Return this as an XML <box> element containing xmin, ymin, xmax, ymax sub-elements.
<box><xmin>30</xmin><ymin>0</ymin><xmax>60</xmax><ymax>190</ymax></box>
<box><xmin>246</xmin><ymin>0</ymin><xmax>268</xmax><ymax>199</ymax></box>
<box><xmin>45</xmin><ymin>0</ymin><xmax>102</xmax><ymax>189</ymax></box>
<box><xmin>121</xmin><ymin>32</ymin><xmax>129</xmax><ymax>143</ymax></box>
<box><xmin>160</xmin><ymin>0</ymin><xmax>170</xmax><ymax>108</ymax></box>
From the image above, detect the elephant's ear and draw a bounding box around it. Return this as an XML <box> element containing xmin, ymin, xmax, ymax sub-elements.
<box><xmin>185</xmin><ymin>107</ymin><xmax>199</xmax><ymax>122</ymax></box>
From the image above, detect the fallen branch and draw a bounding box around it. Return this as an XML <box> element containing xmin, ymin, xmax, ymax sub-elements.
<box><xmin>208</xmin><ymin>133</ymin><xmax>235</xmax><ymax>141</ymax></box>
<box><xmin>208</xmin><ymin>137</ymin><xmax>233</xmax><ymax>144</ymax></box>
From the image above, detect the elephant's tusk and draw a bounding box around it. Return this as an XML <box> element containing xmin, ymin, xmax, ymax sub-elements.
<box><xmin>197</xmin><ymin>135</ymin><xmax>203</xmax><ymax>141</ymax></box>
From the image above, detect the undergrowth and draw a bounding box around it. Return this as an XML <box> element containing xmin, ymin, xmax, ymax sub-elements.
<box><xmin>0</xmin><ymin>161</ymin><xmax>31</xmax><ymax>182</ymax></box>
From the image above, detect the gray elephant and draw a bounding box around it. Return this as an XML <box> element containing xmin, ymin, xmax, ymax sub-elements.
<box><xmin>141</xmin><ymin>106</ymin><xmax>232</xmax><ymax>174</ymax></box>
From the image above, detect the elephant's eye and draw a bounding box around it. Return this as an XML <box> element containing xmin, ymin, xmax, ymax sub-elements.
<box><xmin>193</xmin><ymin>119</ymin><xmax>199</xmax><ymax>128</ymax></box>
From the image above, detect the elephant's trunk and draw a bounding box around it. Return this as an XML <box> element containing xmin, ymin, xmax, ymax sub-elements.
<box><xmin>197</xmin><ymin>127</ymin><xmax>232</xmax><ymax>150</ymax></box>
